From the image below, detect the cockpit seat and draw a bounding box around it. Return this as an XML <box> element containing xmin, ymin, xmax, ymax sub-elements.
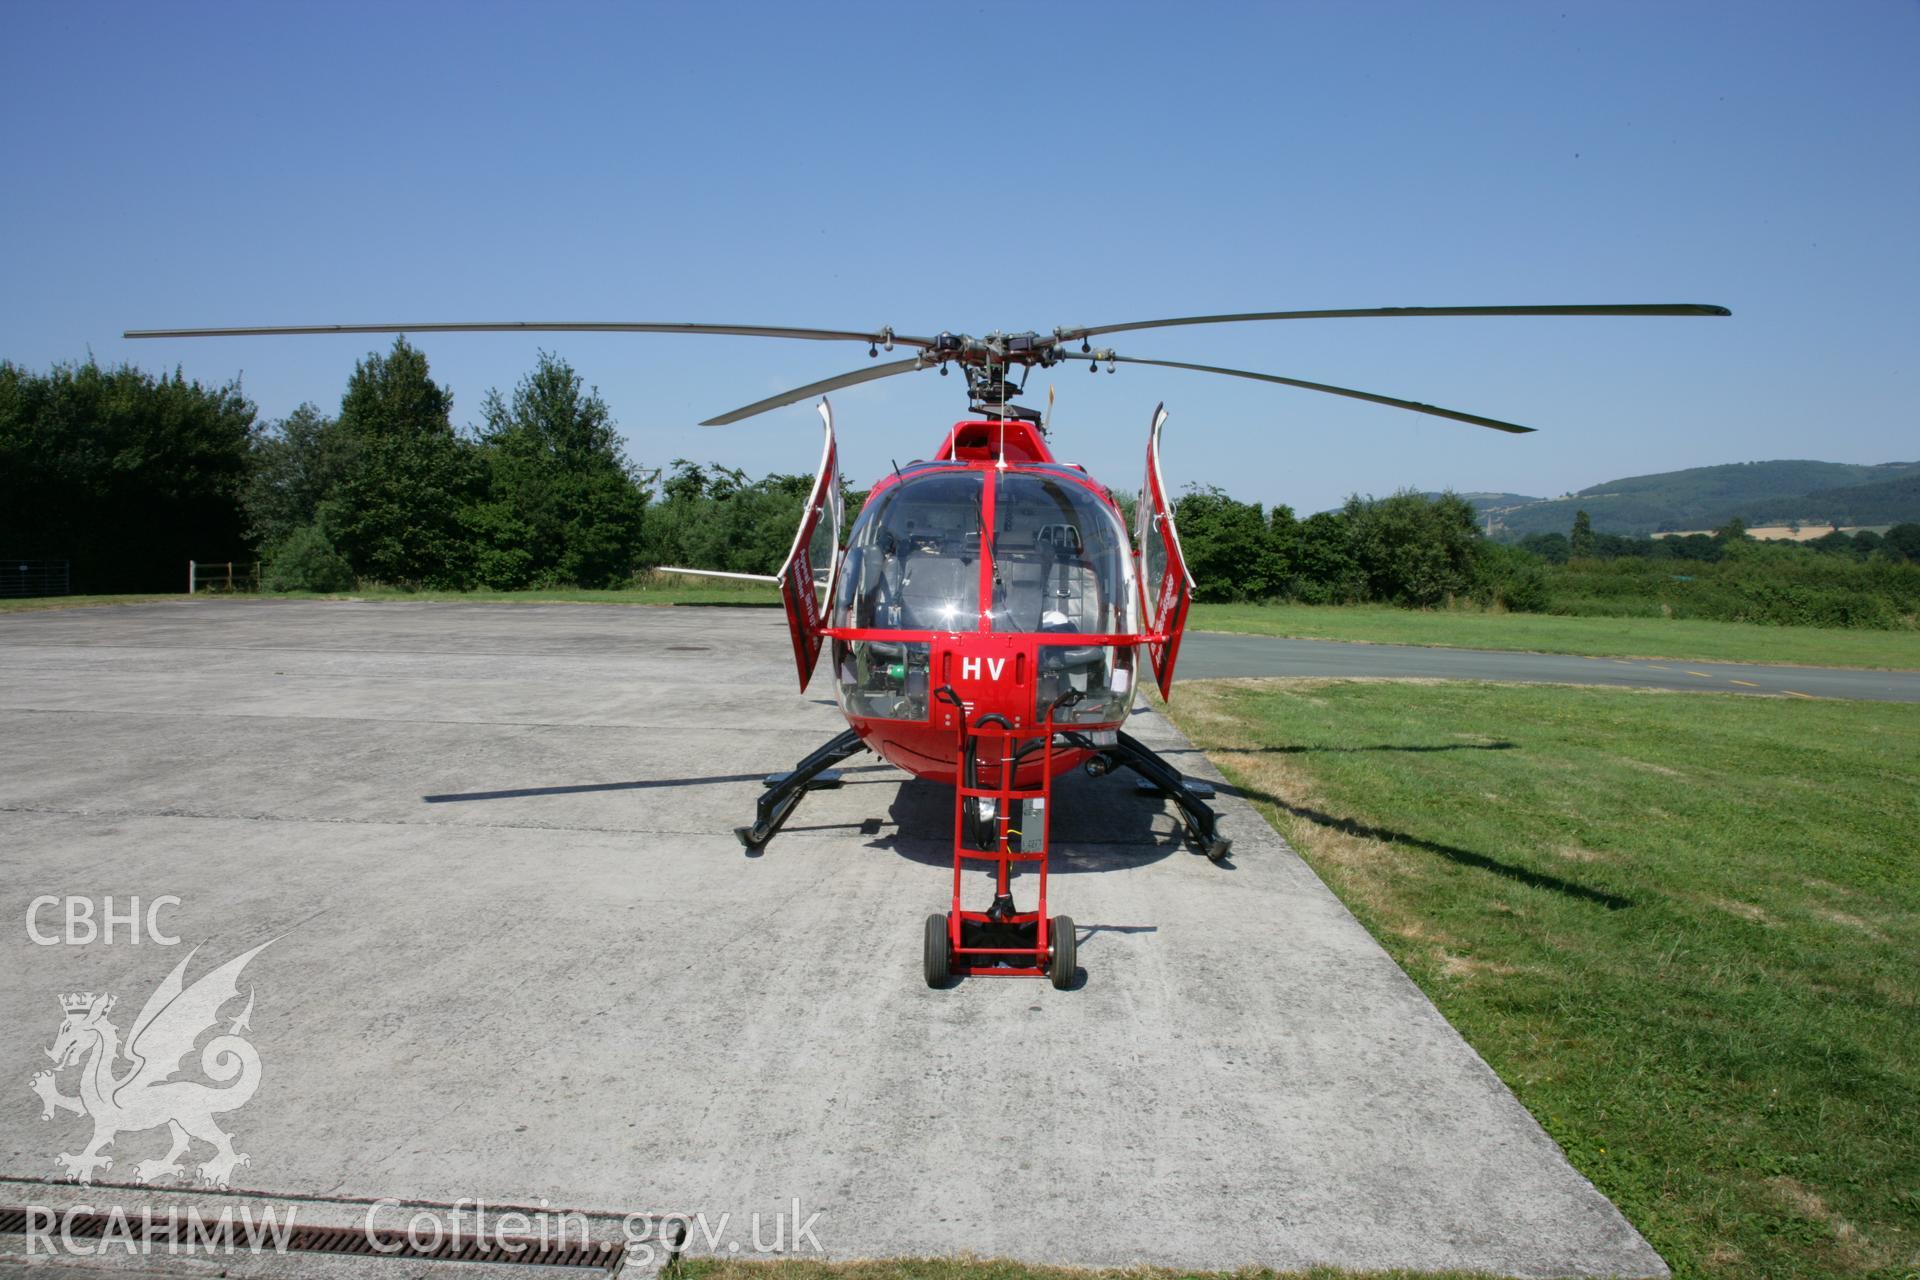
<box><xmin>899</xmin><ymin>545</ymin><xmax>971</xmax><ymax>630</ymax></box>
<box><xmin>1046</xmin><ymin>556</ymin><xmax>1100</xmax><ymax>632</ymax></box>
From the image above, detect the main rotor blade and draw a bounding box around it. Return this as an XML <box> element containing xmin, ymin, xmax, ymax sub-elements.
<box><xmin>701</xmin><ymin>357</ymin><xmax>925</xmax><ymax>426</ymax></box>
<box><xmin>1106</xmin><ymin>355</ymin><xmax>1538</xmax><ymax>434</ymax></box>
<box><xmin>124</xmin><ymin>321</ymin><xmax>933</xmax><ymax>347</ymax></box>
<box><xmin>1057</xmin><ymin>303</ymin><xmax>1729</xmax><ymax>343</ymax></box>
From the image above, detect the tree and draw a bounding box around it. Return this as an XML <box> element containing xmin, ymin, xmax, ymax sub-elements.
<box><xmin>1172</xmin><ymin>484</ymin><xmax>1289</xmax><ymax>600</ymax></box>
<box><xmin>1267</xmin><ymin>504</ymin><xmax>1301</xmax><ymax>582</ymax></box>
<box><xmin>323</xmin><ymin>339</ymin><xmax>474</xmax><ymax>587</ymax></box>
<box><xmin>1293</xmin><ymin>510</ymin><xmax>1361</xmax><ymax>603</ymax></box>
<box><xmin>241</xmin><ymin>403</ymin><xmax>355</xmax><ymax>550</ymax></box>
<box><xmin>0</xmin><ymin>359</ymin><xmax>254</xmax><ymax>592</ymax></box>
<box><xmin>1662</xmin><ymin>533</ymin><xmax>1723</xmax><ymax>562</ymax></box>
<box><xmin>1883</xmin><ymin>522</ymin><xmax>1920</xmax><ymax>563</ymax></box>
<box><xmin>1481</xmin><ymin>542</ymin><xmax>1552</xmax><ymax>612</ymax></box>
<box><xmin>1807</xmin><ymin>528</ymin><xmax>1856</xmax><ymax>556</ymax></box>
<box><xmin>1343</xmin><ymin>490</ymin><xmax>1484</xmax><ymax>606</ymax></box>
<box><xmin>1518</xmin><ymin>532</ymin><xmax>1571</xmax><ymax>564</ymax></box>
<box><xmin>474</xmin><ymin>352</ymin><xmax>647</xmax><ymax>587</ymax></box>
<box><xmin>1569</xmin><ymin>509</ymin><xmax>1595</xmax><ymax>559</ymax></box>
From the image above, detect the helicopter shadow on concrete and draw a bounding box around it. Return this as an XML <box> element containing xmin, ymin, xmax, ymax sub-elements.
<box><xmin>862</xmin><ymin>765</ymin><xmax>1209</xmax><ymax>877</ymax></box>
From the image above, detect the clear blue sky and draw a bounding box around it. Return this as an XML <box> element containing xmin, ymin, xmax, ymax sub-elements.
<box><xmin>5</xmin><ymin>1</ymin><xmax>1915</xmax><ymax>515</ymax></box>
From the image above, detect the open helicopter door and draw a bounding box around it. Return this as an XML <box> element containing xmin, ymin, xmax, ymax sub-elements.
<box><xmin>776</xmin><ymin>400</ymin><xmax>844</xmax><ymax>691</ymax></box>
<box><xmin>1136</xmin><ymin>402</ymin><xmax>1194</xmax><ymax>699</ymax></box>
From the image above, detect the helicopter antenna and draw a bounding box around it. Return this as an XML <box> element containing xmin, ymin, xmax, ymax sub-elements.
<box><xmin>127</xmin><ymin>303</ymin><xmax>1728</xmax><ymax>435</ymax></box>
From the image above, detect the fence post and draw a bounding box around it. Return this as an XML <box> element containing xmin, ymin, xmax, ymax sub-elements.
<box><xmin>188</xmin><ymin>560</ymin><xmax>195</xmax><ymax>595</ymax></box>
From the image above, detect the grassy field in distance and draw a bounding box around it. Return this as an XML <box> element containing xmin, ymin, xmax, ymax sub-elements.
<box><xmin>1161</xmin><ymin>678</ymin><xmax>1918</xmax><ymax>1280</ymax></box>
<box><xmin>0</xmin><ymin>576</ymin><xmax>783</xmax><ymax>614</ymax></box>
<box><xmin>1189</xmin><ymin>601</ymin><xmax>1920</xmax><ymax>670</ymax></box>
<box><xmin>0</xmin><ymin>593</ymin><xmax>190</xmax><ymax>614</ymax></box>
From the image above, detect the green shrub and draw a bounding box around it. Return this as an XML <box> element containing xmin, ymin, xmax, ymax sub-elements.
<box><xmin>263</xmin><ymin>524</ymin><xmax>355</xmax><ymax>593</ymax></box>
<box><xmin>1537</xmin><ymin>549</ymin><xmax>1920</xmax><ymax>629</ymax></box>
<box><xmin>1498</xmin><ymin>562</ymin><xmax>1553</xmax><ymax>613</ymax></box>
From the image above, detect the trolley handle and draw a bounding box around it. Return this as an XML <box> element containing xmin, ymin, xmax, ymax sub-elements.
<box><xmin>934</xmin><ymin>684</ymin><xmax>964</xmax><ymax>710</ymax></box>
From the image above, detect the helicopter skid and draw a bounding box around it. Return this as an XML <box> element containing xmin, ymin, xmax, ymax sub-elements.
<box><xmin>1071</xmin><ymin>729</ymin><xmax>1233</xmax><ymax>863</ymax></box>
<box><xmin>736</xmin><ymin>728</ymin><xmax>868</xmax><ymax>853</ymax></box>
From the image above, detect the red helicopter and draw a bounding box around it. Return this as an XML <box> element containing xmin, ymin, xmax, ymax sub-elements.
<box><xmin>128</xmin><ymin>303</ymin><xmax>1729</xmax><ymax>987</ymax></box>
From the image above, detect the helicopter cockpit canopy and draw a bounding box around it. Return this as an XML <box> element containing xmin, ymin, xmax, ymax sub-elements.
<box><xmin>835</xmin><ymin>470</ymin><xmax>985</xmax><ymax>632</ymax></box>
<box><xmin>832</xmin><ymin>469</ymin><xmax>1136</xmax><ymax>637</ymax></box>
<box><xmin>987</xmin><ymin>472</ymin><xmax>1136</xmax><ymax>636</ymax></box>
<box><xmin>832</xmin><ymin>467</ymin><xmax>1140</xmax><ymax>726</ymax></box>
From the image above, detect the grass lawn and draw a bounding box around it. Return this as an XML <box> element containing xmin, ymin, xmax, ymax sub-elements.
<box><xmin>0</xmin><ymin>593</ymin><xmax>184</xmax><ymax>614</ymax></box>
<box><xmin>1160</xmin><ymin>678</ymin><xmax>1918</xmax><ymax>1280</ymax></box>
<box><xmin>0</xmin><ymin>577</ymin><xmax>782</xmax><ymax>614</ymax></box>
<box><xmin>1188</xmin><ymin>602</ymin><xmax>1920</xmax><ymax>671</ymax></box>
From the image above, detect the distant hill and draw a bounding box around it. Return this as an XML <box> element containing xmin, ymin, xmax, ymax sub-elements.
<box><xmin>1773</xmin><ymin>469</ymin><xmax>1920</xmax><ymax>528</ymax></box>
<box><xmin>1421</xmin><ymin>491</ymin><xmax>1542</xmax><ymax>510</ymax></box>
<box><xmin>1473</xmin><ymin>460</ymin><xmax>1920</xmax><ymax>539</ymax></box>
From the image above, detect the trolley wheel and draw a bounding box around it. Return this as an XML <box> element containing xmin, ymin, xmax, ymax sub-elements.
<box><xmin>924</xmin><ymin>913</ymin><xmax>951</xmax><ymax>988</ymax></box>
<box><xmin>1205</xmin><ymin>835</ymin><xmax>1233</xmax><ymax>864</ymax></box>
<box><xmin>1049</xmin><ymin>914</ymin><xmax>1076</xmax><ymax>990</ymax></box>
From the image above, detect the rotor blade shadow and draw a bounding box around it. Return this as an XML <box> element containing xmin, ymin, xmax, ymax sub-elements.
<box><xmin>1214</xmin><ymin>781</ymin><xmax>1632</xmax><ymax>910</ymax></box>
<box><xmin>1075</xmin><ymin>924</ymin><xmax>1160</xmax><ymax>946</ymax></box>
<box><xmin>1158</xmin><ymin>741</ymin><xmax>1518</xmax><ymax>756</ymax></box>
<box><xmin>424</xmin><ymin>764</ymin><xmax>896</xmax><ymax>804</ymax></box>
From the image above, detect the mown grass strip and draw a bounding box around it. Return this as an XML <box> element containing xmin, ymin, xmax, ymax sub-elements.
<box><xmin>1188</xmin><ymin>602</ymin><xmax>1920</xmax><ymax>670</ymax></box>
<box><xmin>1163</xmin><ymin>679</ymin><xmax>1919</xmax><ymax>1280</ymax></box>
<box><xmin>0</xmin><ymin>578</ymin><xmax>781</xmax><ymax>614</ymax></box>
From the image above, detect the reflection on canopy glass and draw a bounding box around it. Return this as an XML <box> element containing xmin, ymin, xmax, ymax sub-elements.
<box><xmin>988</xmin><ymin>474</ymin><xmax>1136</xmax><ymax>636</ymax></box>
<box><xmin>834</xmin><ymin>471</ymin><xmax>983</xmax><ymax>631</ymax></box>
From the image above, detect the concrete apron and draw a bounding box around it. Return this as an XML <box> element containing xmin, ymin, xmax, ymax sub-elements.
<box><xmin>0</xmin><ymin>601</ymin><xmax>1665</xmax><ymax>1277</ymax></box>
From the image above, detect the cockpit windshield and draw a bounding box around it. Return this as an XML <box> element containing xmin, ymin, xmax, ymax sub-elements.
<box><xmin>987</xmin><ymin>474</ymin><xmax>1135</xmax><ymax>636</ymax></box>
<box><xmin>833</xmin><ymin>470</ymin><xmax>983</xmax><ymax>631</ymax></box>
<box><xmin>830</xmin><ymin>468</ymin><xmax>1139</xmax><ymax>725</ymax></box>
<box><xmin>833</xmin><ymin>469</ymin><xmax>1136</xmax><ymax>638</ymax></box>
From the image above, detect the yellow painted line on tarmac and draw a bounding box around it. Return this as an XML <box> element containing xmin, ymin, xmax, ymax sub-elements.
<box><xmin>1728</xmin><ymin>678</ymin><xmax>1760</xmax><ymax>687</ymax></box>
<box><xmin>1686</xmin><ymin>671</ymin><xmax>1713</xmax><ymax>678</ymax></box>
<box><xmin>1648</xmin><ymin>665</ymin><xmax>1675</xmax><ymax>672</ymax></box>
<box><xmin>1611</xmin><ymin>660</ymin><xmax>1638</xmax><ymax>666</ymax></box>
<box><xmin>1783</xmin><ymin>689</ymin><xmax>1818</xmax><ymax>700</ymax></box>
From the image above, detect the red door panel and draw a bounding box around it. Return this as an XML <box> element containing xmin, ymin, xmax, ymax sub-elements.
<box><xmin>1136</xmin><ymin>403</ymin><xmax>1193</xmax><ymax>699</ymax></box>
<box><xmin>777</xmin><ymin>400</ymin><xmax>843</xmax><ymax>690</ymax></box>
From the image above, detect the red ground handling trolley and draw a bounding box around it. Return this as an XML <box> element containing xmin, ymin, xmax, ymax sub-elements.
<box><xmin>923</xmin><ymin>688</ymin><xmax>1080</xmax><ymax>989</ymax></box>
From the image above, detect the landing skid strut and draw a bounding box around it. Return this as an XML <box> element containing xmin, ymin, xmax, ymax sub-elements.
<box><xmin>736</xmin><ymin>726</ymin><xmax>1228</xmax><ymax>864</ymax></box>
<box><xmin>1068</xmin><ymin>729</ymin><xmax>1233</xmax><ymax>863</ymax></box>
<box><xmin>736</xmin><ymin>728</ymin><xmax>869</xmax><ymax>852</ymax></box>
